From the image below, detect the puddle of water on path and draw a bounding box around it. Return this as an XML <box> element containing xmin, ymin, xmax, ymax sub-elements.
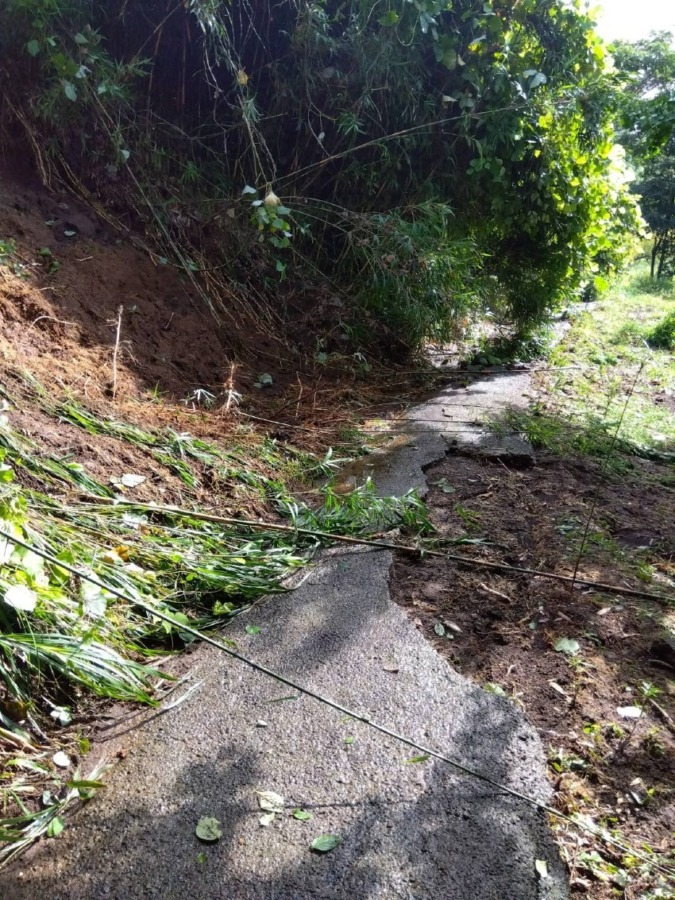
<box><xmin>330</xmin><ymin>430</ymin><xmax>413</xmax><ymax>493</ymax></box>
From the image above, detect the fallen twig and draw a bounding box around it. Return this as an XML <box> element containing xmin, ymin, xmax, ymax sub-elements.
<box><xmin>111</xmin><ymin>304</ymin><xmax>123</xmax><ymax>403</ymax></box>
<box><xmin>648</xmin><ymin>697</ymin><xmax>675</xmax><ymax>735</ymax></box>
<box><xmin>83</xmin><ymin>498</ymin><xmax>673</xmax><ymax>604</ymax></box>
<box><xmin>478</xmin><ymin>582</ymin><xmax>513</xmax><ymax>604</ymax></box>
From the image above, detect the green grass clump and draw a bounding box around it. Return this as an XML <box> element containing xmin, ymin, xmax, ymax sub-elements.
<box><xmin>279</xmin><ymin>478</ymin><xmax>431</xmax><ymax>537</ymax></box>
<box><xmin>646</xmin><ymin>310</ymin><xmax>675</xmax><ymax>351</ymax></box>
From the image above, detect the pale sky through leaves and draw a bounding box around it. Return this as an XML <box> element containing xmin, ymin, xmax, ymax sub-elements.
<box><xmin>592</xmin><ymin>0</ymin><xmax>675</xmax><ymax>43</ymax></box>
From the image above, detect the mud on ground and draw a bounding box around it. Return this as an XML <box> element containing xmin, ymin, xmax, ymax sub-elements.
<box><xmin>392</xmin><ymin>449</ymin><xmax>675</xmax><ymax>896</ymax></box>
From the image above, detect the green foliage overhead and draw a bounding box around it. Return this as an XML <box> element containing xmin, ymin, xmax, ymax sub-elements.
<box><xmin>612</xmin><ymin>32</ymin><xmax>675</xmax><ymax>278</ymax></box>
<box><xmin>612</xmin><ymin>31</ymin><xmax>675</xmax><ymax>158</ymax></box>
<box><xmin>0</xmin><ymin>0</ymin><xmax>642</xmax><ymax>348</ymax></box>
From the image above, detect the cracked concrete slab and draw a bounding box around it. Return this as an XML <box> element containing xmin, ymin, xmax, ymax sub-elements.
<box><xmin>407</xmin><ymin>370</ymin><xmax>535</xmax><ymax>464</ymax></box>
<box><xmin>339</xmin><ymin>369</ymin><xmax>535</xmax><ymax>498</ymax></box>
<box><xmin>1</xmin><ymin>547</ymin><xmax>567</xmax><ymax>900</ymax></box>
<box><xmin>0</xmin><ymin>365</ymin><xmax>566</xmax><ymax>900</ymax></box>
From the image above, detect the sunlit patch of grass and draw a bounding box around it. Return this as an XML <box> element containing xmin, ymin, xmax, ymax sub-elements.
<box><xmin>537</xmin><ymin>263</ymin><xmax>675</xmax><ymax>455</ymax></box>
<box><xmin>493</xmin><ymin>407</ymin><xmax>641</xmax><ymax>474</ymax></box>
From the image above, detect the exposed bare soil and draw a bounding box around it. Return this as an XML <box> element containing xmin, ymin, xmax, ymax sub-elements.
<box><xmin>392</xmin><ymin>449</ymin><xmax>675</xmax><ymax>895</ymax></box>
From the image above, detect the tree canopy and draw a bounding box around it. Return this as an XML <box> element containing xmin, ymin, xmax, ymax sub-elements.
<box><xmin>612</xmin><ymin>31</ymin><xmax>675</xmax><ymax>278</ymax></box>
<box><xmin>0</xmin><ymin>0</ymin><xmax>644</xmax><ymax>351</ymax></box>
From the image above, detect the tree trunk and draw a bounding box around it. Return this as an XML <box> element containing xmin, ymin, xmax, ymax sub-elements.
<box><xmin>651</xmin><ymin>238</ymin><xmax>659</xmax><ymax>278</ymax></box>
<box><xmin>657</xmin><ymin>240</ymin><xmax>666</xmax><ymax>279</ymax></box>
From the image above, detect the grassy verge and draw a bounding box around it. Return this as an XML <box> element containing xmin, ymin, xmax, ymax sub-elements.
<box><xmin>0</xmin><ymin>371</ymin><xmax>428</xmax><ymax>865</ymax></box>
<box><xmin>499</xmin><ymin>264</ymin><xmax>675</xmax><ymax>470</ymax></box>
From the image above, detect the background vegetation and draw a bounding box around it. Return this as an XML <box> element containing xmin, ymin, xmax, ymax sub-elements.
<box><xmin>0</xmin><ymin>0</ymin><xmax>645</xmax><ymax>353</ymax></box>
<box><xmin>613</xmin><ymin>31</ymin><xmax>675</xmax><ymax>279</ymax></box>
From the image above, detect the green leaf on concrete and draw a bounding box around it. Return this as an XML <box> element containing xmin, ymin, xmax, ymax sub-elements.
<box><xmin>310</xmin><ymin>834</ymin><xmax>340</xmax><ymax>853</ymax></box>
<box><xmin>245</xmin><ymin>625</ymin><xmax>261</xmax><ymax>635</ymax></box>
<box><xmin>292</xmin><ymin>808</ymin><xmax>312</xmax><ymax>821</ymax></box>
<box><xmin>404</xmin><ymin>754</ymin><xmax>430</xmax><ymax>764</ymax></box>
<box><xmin>196</xmin><ymin>851</ymin><xmax>207</xmax><ymax>864</ymax></box>
<box><xmin>196</xmin><ymin>816</ymin><xmax>222</xmax><ymax>843</ymax></box>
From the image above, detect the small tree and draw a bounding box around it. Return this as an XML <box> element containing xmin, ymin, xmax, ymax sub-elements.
<box><xmin>638</xmin><ymin>141</ymin><xmax>675</xmax><ymax>278</ymax></box>
<box><xmin>613</xmin><ymin>32</ymin><xmax>675</xmax><ymax>278</ymax></box>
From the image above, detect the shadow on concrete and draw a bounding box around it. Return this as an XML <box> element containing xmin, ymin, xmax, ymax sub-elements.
<box><xmin>0</xmin><ymin>730</ymin><xmax>566</xmax><ymax>900</ymax></box>
<box><xmin>0</xmin><ymin>543</ymin><xmax>567</xmax><ymax>900</ymax></box>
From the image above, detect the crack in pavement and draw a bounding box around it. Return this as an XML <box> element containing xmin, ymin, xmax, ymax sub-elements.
<box><xmin>0</xmin><ymin>371</ymin><xmax>567</xmax><ymax>900</ymax></box>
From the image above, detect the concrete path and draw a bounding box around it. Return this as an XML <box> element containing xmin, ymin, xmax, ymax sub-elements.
<box><xmin>340</xmin><ymin>368</ymin><xmax>535</xmax><ymax>498</ymax></box>
<box><xmin>1</xmin><ymin>369</ymin><xmax>567</xmax><ymax>900</ymax></box>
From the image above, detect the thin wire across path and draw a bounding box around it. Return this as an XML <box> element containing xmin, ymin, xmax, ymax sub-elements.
<box><xmin>80</xmin><ymin>498</ymin><xmax>672</xmax><ymax>604</ymax></box>
<box><xmin>1</xmin><ymin>526</ymin><xmax>672</xmax><ymax>877</ymax></box>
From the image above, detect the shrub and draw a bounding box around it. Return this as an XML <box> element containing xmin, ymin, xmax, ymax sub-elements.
<box><xmin>647</xmin><ymin>310</ymin><xmax>675</xmax><ymax>350</ymax></box>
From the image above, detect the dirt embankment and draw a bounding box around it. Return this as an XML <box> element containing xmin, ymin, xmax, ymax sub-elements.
<box><xmin>0</xmin><ymin>166</ymin><xmax>236</xmax><ymax>402</ymax></box>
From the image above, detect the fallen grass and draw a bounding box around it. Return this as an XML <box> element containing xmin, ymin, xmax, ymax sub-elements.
<box><xmin>0</xmin><ymin>377</ymin><xmax>430</xmax><ymax>864</ymax></box>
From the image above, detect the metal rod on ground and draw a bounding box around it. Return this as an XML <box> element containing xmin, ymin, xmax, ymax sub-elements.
<box><xmin>0</xmin><ymin>526</ymin><xmax>671</xmax><ymax>877</ymax></box>
<box><xmin>111</xmin><ymin>305</ymin><xmax>123</xmax><ymax>403</ymax></box>
<box><xmin>78</xmin><ymin>498</ymin><xmax>671</xmax><ymax>604</ymax></box>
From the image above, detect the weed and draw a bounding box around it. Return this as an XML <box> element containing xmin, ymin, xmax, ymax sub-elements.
<box><xmin>36</xmin><ymin>247</ymin><xmax>59</xmax><ymax>276</ymax></box>
<box><xmin>646</xmin><ymin>310</ymin><xmax>675</xmax><ymax>351</ymax></box>
<box><xmin>454</xmin><ymin>503</ymin><xmax>482</xmax><ymax>532</ymax></box>
<box><xmin>180</xmin><ymin>388</ymin><xmax>217</xmax><ymax>408</ymax></box>
<box><xmin>605</xmin><ymin>723</ymin><xmax>624</xmax><ymax>739</ymax></box>
<box><xmin>643</xmin><ymin>728</ymin><xmax>666</xmax><ymax>759</ymax></box>
<box><xmin>0</xmin><ymin>239</ymin><xmax>28</xmax><ymax>279</ymax></box>
<box><xmin>548</xmin><ymin>747</ymin><xmax>587</xmax><ymax>773</ymax></box>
